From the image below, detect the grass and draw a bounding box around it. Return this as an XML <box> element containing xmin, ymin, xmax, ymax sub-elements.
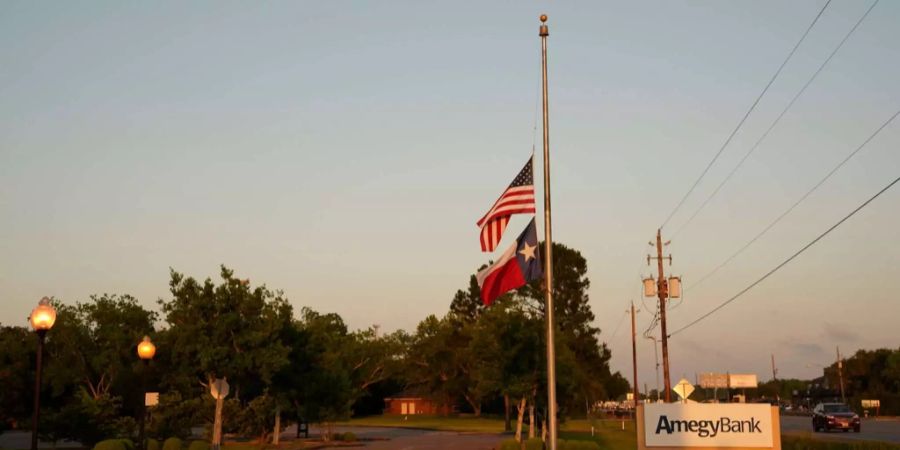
<box><xmin>341</xmin><ymin>414</ymin><xmax>506</xmax><ymax>433</ymax></box>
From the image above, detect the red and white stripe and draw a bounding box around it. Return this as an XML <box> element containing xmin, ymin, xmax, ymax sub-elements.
<box><xmin>477</xmin><ymin>185</ymin><xmax>535</xmax><ymax>252</ymax></box>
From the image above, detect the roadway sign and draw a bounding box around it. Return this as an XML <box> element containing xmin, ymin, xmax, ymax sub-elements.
<box><xmin>674</xmin><ymin>378</ymin><xmax>695</xmax><ymax>402</ymax></box>
<box><xmin>210</xmin><ymin>378</ymin><xmax>230</xmax><ymax>399</ymax></box>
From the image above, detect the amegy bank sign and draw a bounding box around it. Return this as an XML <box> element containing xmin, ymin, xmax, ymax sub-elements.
<box><xmin>640</xmin><ymin>403</ymin><xmax>778</xmax><ymax>449</ymax></box>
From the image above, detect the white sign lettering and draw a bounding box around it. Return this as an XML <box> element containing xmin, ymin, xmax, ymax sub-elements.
<box><xmin>644</xmin><ymin>403</ymin><xmax>774</xmax><ymax>448</ymax></box>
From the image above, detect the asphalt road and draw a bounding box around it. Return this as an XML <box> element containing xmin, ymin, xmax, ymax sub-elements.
<box><xmin>781</xmin><ymin>415</ymin><xmax>900</xmax><ymax>444</ymax></box>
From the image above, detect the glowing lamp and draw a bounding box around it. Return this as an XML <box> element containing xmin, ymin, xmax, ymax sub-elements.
<box><xmin>137</xmin><ymin>336</ymin><xmax>156</xmax><ymax>360</ymax></box>
<box><xmin>29</xmin><ymin>297</ymin><xmax>57</xmax><ymax>332</ymax></box>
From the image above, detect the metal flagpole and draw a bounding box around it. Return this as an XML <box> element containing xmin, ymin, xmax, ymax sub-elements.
<box><xmin>539</xmin><ymin>14</ymin><xmax>559</xmax><ymax>450</ymax></box>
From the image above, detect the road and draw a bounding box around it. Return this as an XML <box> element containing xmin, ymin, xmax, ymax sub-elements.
<box><xmin>781</xmin><ymin>415</ymin><xmax>900</xmax><ymax>444</ymax></box>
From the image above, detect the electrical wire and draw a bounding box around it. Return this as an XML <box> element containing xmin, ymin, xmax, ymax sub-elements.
<box><xmin>671</xmin><ymin>0</ymin><xmax>880</xmax><ymax>239</ymax></box>
<box><xmin>669</xmin><ymin>174</ymin><xmax>900</xmax><ymax>337</ymax></box>
<box><xmin>660</xmin><ymin>0</ymin><xmax>833</xmax><ymax>230</ymax></box>
<box><xmin>686</xmin><ymin>106</ymin><xmax>900</xmax><ymax>293</ymax></box>
<box><xmin>608</xmin><ymin>309</ymin><xmax>630</xmax><ymax>342</ymax></box>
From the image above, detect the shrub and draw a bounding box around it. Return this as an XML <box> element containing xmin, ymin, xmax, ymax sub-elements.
<box><xmin>499</xmin><ymin>439</ymin><xmax>521</xmax><ymax>450</ymax></box>
<box><xmin>187</xmin><ymin>441</ymin><xmax>209</xmax><ymax>450</ymax></box>
<box><xmin>342</xmin><ymin>432</ymin><xmax>357</xmax><ymax>442</ymax></box>
<box><xmin>93</xmin><ymin>440</ymin><xmax>127</xmax><ymax>450</ymax></box>
<box><xmin>524</xmin><ymin>437</ymin><xmax>544</xmax><ymax>450</ymax></box>
<box><xmin>145</xmin><ymin>440</ymin><xmax>160</xmax><ymax>450</ymax></box>
<box><xmin>117</xmin><ymin>439</ymin><xmax>135</xmax><ymax>450</ymax></box>
<box><xmin>162</xmin><ymin>437</ymin><xmax>183</xmax><ymax>450</ymax></box>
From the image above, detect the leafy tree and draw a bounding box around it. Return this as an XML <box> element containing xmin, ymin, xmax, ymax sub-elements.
<box><xmin>0</xmin><ymin>326</ymin><xmax>35</xmax><ymax>433</ymax></box>
<box><xmin>158</xmin><ymin>266</ymin><xmax>292</xmax><ymax>400</ymax></box>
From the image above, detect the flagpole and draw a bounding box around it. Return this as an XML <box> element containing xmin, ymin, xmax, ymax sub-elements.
<box><xmin>539</xmin><ymin>14</ymin><xmax>559</xmax><ymax>450</ymax></box>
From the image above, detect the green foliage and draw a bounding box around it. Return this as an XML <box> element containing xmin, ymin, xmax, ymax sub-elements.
<box><xmin>41</xmin><ymin>389</ymin><xmax>136</xmax><ymax>446</ymax></box>
<box><xmin>0</xmin><ymin>326</ymin><xmax>34</xmax><ymax>433</ymax></box>
<box><xmin>525</xmin><ymin>437</ymin><xmax>545</xmax><ymax>450</ymax></box>
<box><xmin>119</xmin><ymin>439</ymin><xmax>135</xmax><ymax>450</ymax></box>
<box><xmin>159</xmin><ymin>266</ymin><xmax>293</xmax><ymax>401</ymax></box>
<box><xmin>499</xmin><ymin>439</ymin><xmax>521</xmax><ymax>450</ymax></box>
<box><xmin>341</xmin><ymin>432</ymin><xmax>357</xmax><ymax>442</ymax></box>
<box><xmin>162</xmin><ymin>437</ymin><xmax>183</xmax><ymax>450</ymax></box>
<box><xmin>186</xmin><ymin>441</ymin><xmax>210</xmax><ymax>450</ymax></box>
<box><xmin>146</xmin><ymin>392</ymin><xmax>199</xmax><ymax>440</ymax></box>
<box><xmin>234</xmin><ymin>393</ymin><xmax>276</xmax><ymax>442</ymax></box>
<box><xmin>145</xmin><ymin>439</ymin><xmax>160</xmax><ymax>450</ymax></box>
<box><xmin>92</xmin><ymin>440</ymin><xmax>127</xmax><ymax>450</ymax></box>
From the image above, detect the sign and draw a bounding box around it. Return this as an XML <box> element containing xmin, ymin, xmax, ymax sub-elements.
<box><xmin>210</xmin><ymin>378</ymin><xmax>230</xmax><ymax>399</ymax></box>
<box><xmin>729</xmin><ymin>374</ymin><xmax>758</xmax><ymax>389</ymax></box>
<box><xmin>628</xmin><ymin>393</ymin><xmax>635</xmax><ymax>401</ymax></box>
<box><xmin>861</xmin><ymin>399</ymin><xmax>880</xmax><ymax>408</ymax></box>
<box><xmin>145</xmin><ymin>392</ymin><xmax>160</xmax><ymax>407</ymax></box>
<box><xmin>639</xmin><ymin>403</ymin><xmax>778</xmax><ymax>449</ymax></box>
<box><xmin>673</xmin><ymin>379</ymin><xmax>695</xmax><ymax>401</ymax></box>
<box><xmin>699</xmin><ymin>373</ymin><xmax>728</xmax><ymax>389</ymax></box>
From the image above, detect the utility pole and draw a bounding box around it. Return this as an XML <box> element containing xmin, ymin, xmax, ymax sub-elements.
<box><xmin>630</xmin><ymin>302</ymin><xmax>639</xmax><ymax>411</ymax></box>
<box><xmin>837</xmin><ymin>346</ymin><xmax>845</xmax><ymax>403</ymax></box>
<box><xmin>771</xmin><ymin>354</ymin><xmax>780</xmax><ymax>401</ymax></box>
<box><xmin>648</xmin><ymin>229</ymin><xmax>673</xmax><ymax>402</ymax></box>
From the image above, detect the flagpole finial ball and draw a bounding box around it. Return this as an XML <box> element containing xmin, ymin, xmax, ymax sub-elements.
<box><xmin>540</xmin><ymin>14</ymin><xmax>547</xmax><ymax>22</ymax></box>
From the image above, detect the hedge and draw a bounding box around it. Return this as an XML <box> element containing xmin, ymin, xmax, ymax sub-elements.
<box><xmin>93</xmin><ymin>440</ymin><xmax>127</xmax><ymax>450</ymax></box>
<box><xmin>187</xmin><ymin>441</ymin><xmax>209</xmax><ymax>450</ymax></box>
<box><xmin>162</xmin><ymin>437</ymin><xmax>183</xmax><ymax>450</ymax></box>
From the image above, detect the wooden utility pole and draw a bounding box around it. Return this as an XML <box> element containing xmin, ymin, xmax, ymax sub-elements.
<box><xmin>772</xmin><ymin>354</ymin><xmax>780</xmax><ymax>401</ymax></box>
<box><xmin>649</xmin><ymin>229</ymin><xmax>673</xmax><ymax>402</ymax></box>
<box><xmin>837</xmin><ymin>346</ymin><xmax>845</xmax><ymax>403</ymax></box>
<box><xmin>630</xmin><ymin>302</ymin><xmax>639</xmax><ymax>410</ymax></box>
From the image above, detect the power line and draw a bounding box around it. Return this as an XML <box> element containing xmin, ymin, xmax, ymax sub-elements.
<box><xmin>660</xmin><ymin>0</ymin><xmax>833</xmax><ymax>230</ymax></box>
<box><xmin>686</xmin><ymin>106</ymin><xmax>900</xmax><ymax>292</ymax></box>
<box><xmin>669</xmin><ymin>174</ymin><xmax>900</xmax><ymax>338</ymax></box>
<box><xmin>671</xmin><ymin>0</ymin><xmax>880</xmax><ymax>239</ymax></box>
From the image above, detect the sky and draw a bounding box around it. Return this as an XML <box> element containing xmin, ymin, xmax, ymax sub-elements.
<box><xmin>1</xmin><ymin>1</ymin><xmax>899</xmax><ymax>390</ymax></box>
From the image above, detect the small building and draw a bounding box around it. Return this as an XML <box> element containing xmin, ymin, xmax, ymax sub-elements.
<box><xmin>383</xmin><ymin>393</ymin><xmax>452</xmax><ymax>415</ymax></box>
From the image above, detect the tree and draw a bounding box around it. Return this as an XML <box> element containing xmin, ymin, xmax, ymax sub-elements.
<box><xmin>158</xmin><ymin>266</ymin><xmax>292</xmax><ymax>400</ymax></box>
<box><xmin>0</xmin><ymin>326</ymin><xmax>34</xmax><ymax>433</ymax></box>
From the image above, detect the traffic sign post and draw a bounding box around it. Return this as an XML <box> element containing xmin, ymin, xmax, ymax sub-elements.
<box><xmin>673</xmin><ymin>378</ymin><xmax>695</xmax><ymax>403</ymax></box>
<box><xmin>210</xmin><ymin>378</ymin><xmax>229</xmax><ymax>450</ymax></box>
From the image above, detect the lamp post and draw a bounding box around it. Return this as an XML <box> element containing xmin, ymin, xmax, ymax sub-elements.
<box><xmin>29</xmin><ymin>297</ymin><xmax>57</xmax><ymax>450</ymax></box>
<box><xmin>137</xmin><ymin>336</ymin><xmax>156</xmax><ymax>450</ymax></box>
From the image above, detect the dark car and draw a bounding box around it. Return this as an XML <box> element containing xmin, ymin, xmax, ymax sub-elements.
<box><xmin>812</xmin><ymin>402</ymin><xmax>860</xmax><ymax>433</ymax></box>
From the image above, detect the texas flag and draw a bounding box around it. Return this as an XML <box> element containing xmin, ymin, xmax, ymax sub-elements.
<box><xmin>476</xmin><ymin>218</ymin><xmax>543</xmax><ymax>306</ymax></box>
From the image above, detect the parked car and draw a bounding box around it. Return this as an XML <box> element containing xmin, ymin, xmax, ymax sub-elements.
<box><xmin>812</xmin><ymin>403</ymin><xmax>860</xmax><ymax>433</ymax></box>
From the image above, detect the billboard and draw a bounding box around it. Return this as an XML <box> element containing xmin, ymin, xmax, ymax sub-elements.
<box><xmin>729</xmin><ymin>374</ymin><xmax>758</xmax><ymax>389</ymax></box>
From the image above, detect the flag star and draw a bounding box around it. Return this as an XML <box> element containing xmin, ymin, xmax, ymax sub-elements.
<box><xmin>519</xmin><ymin>242</ymin><xmax>537</xmax><ymax>261</ymax></box>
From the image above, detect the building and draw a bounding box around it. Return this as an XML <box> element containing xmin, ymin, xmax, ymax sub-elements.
<box><xmin>383</xmin><ymin>393</ymin><xmax>452</xmax><ymax>415</ymax></box>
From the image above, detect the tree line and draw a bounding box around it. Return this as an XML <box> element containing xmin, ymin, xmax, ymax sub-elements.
<box><xmin>0</xmin><ymin>243</ymin><xmax>630</xmax><ymax>444</ymax></box>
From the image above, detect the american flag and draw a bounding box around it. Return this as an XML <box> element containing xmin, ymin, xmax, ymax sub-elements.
<box><xmin>477</xmin><ymin>156</ymin><xmax>536</xmax><ymax>252</ymax></box>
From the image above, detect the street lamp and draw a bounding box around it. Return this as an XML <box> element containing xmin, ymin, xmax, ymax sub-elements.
<box><xmin>137</xmin><ymin>336</ymin><xmax>155</xmax><ymax>450</ymax></box>
<box><xmin>29</xmin><ymin>297</ymin><xmax>56</xmax><ymax>450</ymax></box>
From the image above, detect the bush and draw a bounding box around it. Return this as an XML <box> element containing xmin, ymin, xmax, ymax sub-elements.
<box><xmin>525</xmin><ymin>437</ymin><xmax>544</xmax><ymax>450</ymax></box>
<box><xmin>145</xmin><ymin>440</ymin><xmax>160</xmax><ymax>450</ymax></box>
<box><xmin>499</xmin><ymin>439</ymin><xmax>520</xmax><ymax>450</ymax></box>
<box><xmin>342</xmin><ymin>432</ymin><xmax>357</xmax><ymax>442</ymax></box>
<box><xmin>93</xmin><ymin>440</ymin><xmax>127</xmax><ymax>450</ymax></box>
<box><xmin>187</xmin><ymin>441</ymin><xmax>209</xmax><ymax>450</ymax></box>
<box><xmin>118</xmin><ymin>440</ymin><xmax>135</xmax><ymax>450</ymax></box>
<box><xmin>162</xmin><ymin>437</ymin><xmax>183</xmax><ymax>450</ymax></box>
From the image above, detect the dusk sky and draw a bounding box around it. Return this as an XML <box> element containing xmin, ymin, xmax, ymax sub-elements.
<box><xmin>2</xmin><ymin>1</ymin><xmax>898</xmax><ymax>389</ymax></box>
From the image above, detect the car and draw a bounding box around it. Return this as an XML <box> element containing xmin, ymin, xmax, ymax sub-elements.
<box><xmin>812</xmin><ymin>403</ymin><xmax>860</xmax><ymax>433</ymax></box>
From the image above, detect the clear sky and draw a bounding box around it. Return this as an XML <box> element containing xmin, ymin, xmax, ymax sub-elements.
<box><xmin>2</xmin><ymin>1</ymin><xmax>898</xmax><ymax>388</ymax></box>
